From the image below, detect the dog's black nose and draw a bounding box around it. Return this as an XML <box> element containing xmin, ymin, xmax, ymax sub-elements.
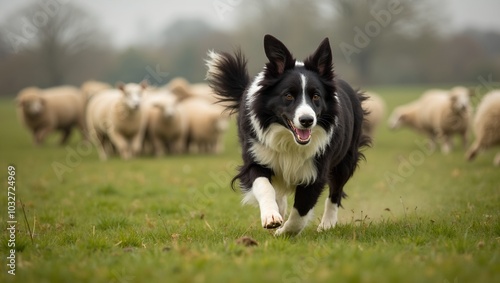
<box><xmin>299</xmin><ymin>115</ymin><xmax>314</xmax><ymax>128</ymax></box>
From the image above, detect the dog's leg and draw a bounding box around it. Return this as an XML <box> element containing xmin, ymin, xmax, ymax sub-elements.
<box><xmin>318</xmin><ymin>198</ymin><xmax>339</xmax><ymax>231</ymax></box>
<box><xmin>276</xmin><ymin>194</ymin><xmax>288</xmax><ymax>219</ymax></box>
<box><xmin>251</xmin><ymin>177</ymin><xmax>283</xmax><ymax>229</ymax></box>
<box><xmin>318</xmin><ymin>153</ymin><xmax>358</xmax><ymax>232</ymax></box>
<box><xmin>276</xmin><ymin>182</ymin><xmax>324</xmax><ymax>236</ymax></box>
<box><xmin>275</xmin><ymin>208</ymin><xmax>313</xmax><ymax>236</ymax></box>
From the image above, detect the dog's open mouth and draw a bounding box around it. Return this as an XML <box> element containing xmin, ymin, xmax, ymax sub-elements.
<box><xmin>286</xmin><ymin>119</ymin><xmax>312</xmax><ymax>145</ymax></box>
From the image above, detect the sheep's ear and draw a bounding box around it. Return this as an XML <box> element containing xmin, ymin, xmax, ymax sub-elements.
<box><xmin>263</xmin><ymin>34</ymin><xmax>295</xmax><ymax>77</ymax></box>
<box><xmin>304</xmin><ymin>37</ymin><xmax>334</xmax><ymax>80</ymax></box>
<box><xmin>176</xmin><ymin>94</ymin><xmax>189</xmax><ymax>102</ymax></box>
<box><xmin>15</xmin><ymin>97</ymin><xmax>22</xmax><ymax>106</ymax></box>
<box><xmin>449</xmin><ymin>93</ymin><xmax>458</xmax><ymax>102</ymax></box>
<box><xmin>140</xmin><ymin>79</ymin><xmax>149</xmax><ymax>89</ymax></box>
<box><xmin>116</xmin><ymin>81</ymin><xmax>125</xmax><ymax>91</ymax></box>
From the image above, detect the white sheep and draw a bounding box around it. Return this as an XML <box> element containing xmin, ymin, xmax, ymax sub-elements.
<box><xmin>166</xmin><ymin>77</ymin><xmax>193</xmax><ymax>100</ymax></box>
<box><xmin>16</xmin><ymin>85</ymin><xmax>86</xmax><ymax>146</ymax></box>
<box><xmin>388</xmin><ymin>86</ymin><xmax>473</xmax><ymax>153</ymax></box>
<box><xmin>86</xmin><ymin>81</ymin><xmax>147</xmax><ymax>160</ymax></box>
<box><xmin>178</xmin><ymin>97</ymin><xmax>230</xmax><ymax>154</ymax></box>
<box><xmin>466</xmin><ymin>90</ymin><xmax>500</xmax><ymax>165</ymax></box>
<box><xmin>362</xmin><ymin>91</ymin><xmax>386</xmax><ymax>139</ymax></box>
<box><xmin>142</xmin><ymin>88</ymin><xmax>189</xmax><ymax>156</ymax></box>
<box><xmin>167</xmin><ymin>77</ymin><xmax>221</xmax><ymax>104</ymax></box>
<box><xmin>80</xmin><ymin>80</ymin><xmax>112</xmax><ymax>102</ymax></box>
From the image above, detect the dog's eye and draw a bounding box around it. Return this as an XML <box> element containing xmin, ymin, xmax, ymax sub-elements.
<box><xmin>312</xmin><ymin>94</ymin><xmax>320</xmax><ymax>101</ymax></box>
<box><xmin>285</xmin><ymin>93</ymin><xmax>294</xmax><ymax>101</ymax></box>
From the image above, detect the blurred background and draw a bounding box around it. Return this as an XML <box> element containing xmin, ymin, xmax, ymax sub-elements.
<box><xmin>1</xmin><ymin>0</ymin><xmax>499</xmax><ymax>96</ymax></box>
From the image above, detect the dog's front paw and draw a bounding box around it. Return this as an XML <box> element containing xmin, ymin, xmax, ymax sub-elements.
<box><xmin>274</xmin><ymin>224</ymin><xmax>301</xmax><ymax>236</ymax></box>
<box><xmin>261</xmin><ymin>211</ymin><xmax>283</xmax><ymax>229</ymax></box>
<box><xmin>317</xmin><ymin>219</ymin><xmax>337</xmax><ymax>232</ymax></box>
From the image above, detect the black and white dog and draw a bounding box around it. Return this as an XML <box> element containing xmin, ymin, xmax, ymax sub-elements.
<box><xmin>206</xmin><ymin>35</ymin><xmax>369</xmax><ymax>235</ymax></box>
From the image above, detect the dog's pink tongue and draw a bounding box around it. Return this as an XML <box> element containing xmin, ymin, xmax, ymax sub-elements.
<box><xmin>296</xmin><ymin>129</ymin><xmax>312</xmax><ymax>141</ymax></box>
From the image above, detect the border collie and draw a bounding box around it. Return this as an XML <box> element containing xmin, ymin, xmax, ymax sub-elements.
<box><xmin>206</xmin><ymin>35</ymin><xmax>370</xmax><ymax>236</ymax></box>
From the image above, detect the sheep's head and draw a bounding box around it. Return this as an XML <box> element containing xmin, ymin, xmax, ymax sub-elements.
<box><xmin>388</xmin><ymin>108</ymin><xmax>405</xmax><ymax>130</ymax></box>
<box><xmin>117</xmin><ymin>80</ymin><xmax>148</xmax><ymax>110</ymax></box>
<box><xmin>449</xmin><ymin>86</ymin><xmax>472</xmax><ymax>113</ymax></box>
<box><xmin>152</xmin><ymin>94</ymin><xmax>178</xmax><ymax>120</ymax></box>
<box><xmin>17</xmin><ymin>88</ymin><xmax>45</xmax><ymax>116</ymax></box>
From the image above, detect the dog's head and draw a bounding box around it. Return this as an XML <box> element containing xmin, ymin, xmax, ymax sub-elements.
<box><xmin>252</xmin><ymin>35</ymin><xmax>337</xmax><ymax>146</ymax></box>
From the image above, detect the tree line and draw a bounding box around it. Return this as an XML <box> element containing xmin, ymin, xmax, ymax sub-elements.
<box><xmin>1</xmin><ymin>0</ymin><xmax>499</xmax><ymax>96</ymax></box>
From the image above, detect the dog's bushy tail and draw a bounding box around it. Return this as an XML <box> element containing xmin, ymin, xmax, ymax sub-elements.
<box><xmin>205</xmin><ymin>49</ymin><xmax>249</xmax><ymax>114</ymax></box>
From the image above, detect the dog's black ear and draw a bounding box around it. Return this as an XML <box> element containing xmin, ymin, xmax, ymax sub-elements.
<box><xmin>304</xmin><ymin>38</ymin><xmax>334</xmax><ymax>80</ymax></box>
<box><xmin>264</xmin><ymin>34</ymin><xmax>295</xmax><ymax>77</ymax></box>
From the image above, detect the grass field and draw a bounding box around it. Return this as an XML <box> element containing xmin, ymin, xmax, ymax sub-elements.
<box><xmin>1</xmin><ymin>86</ymin><xmax>499</xmax><ymax>283</ymax></box>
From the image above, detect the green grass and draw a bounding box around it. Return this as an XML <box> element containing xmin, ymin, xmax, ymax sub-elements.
<box><xmin>1</xmin><ymin>85</ymin><xmax>499</xmax><ymax>283</ymax></box>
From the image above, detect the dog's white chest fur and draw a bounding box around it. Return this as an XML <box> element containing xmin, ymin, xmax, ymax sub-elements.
<box><xmin>249</xmin><ymin>124</ymin><xmax>330</xmax><ymax>191</ymax></box>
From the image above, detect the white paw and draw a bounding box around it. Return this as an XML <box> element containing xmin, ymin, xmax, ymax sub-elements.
<box><xmin>274</xmin><ymin>226</ymin><xmax>286</xmax><ymax>236</ymax></box>
<box><xmin>318</xmin><ymin>199</ymin><xmax>338</xmax><ymax>232</ymax></box>
<box><xmin>274</xmin><ymin>225</ymin><xmax>300</xmax><ymax>236</ymax></box>
<box><xmin>317</xmin><ymin>220</ymin><xmax>337</xmax><ymax>232</ymax></box>
<box><xmin>274</xmin><ymin>208</ymin><xmax>311</xmax><ymax>236</ymax></box>
<box><xmin>261</xmin><ymin>211</ymin><xmax>283</xmax><ymax>229</ymax></box>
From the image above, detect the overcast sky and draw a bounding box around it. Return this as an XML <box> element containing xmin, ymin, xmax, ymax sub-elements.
<box><xmin>1</xmin><ymin>0</ymin><xmax>500</xmax><ymax>47</ymax></box>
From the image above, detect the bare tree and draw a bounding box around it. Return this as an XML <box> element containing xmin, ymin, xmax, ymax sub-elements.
<box><xmin>325</xmin><ymin>0</ymin><xmax>442</xmax><ymax>84</ymax></box>
<box><xmin>2</xmin><ymin>1</ymin><xmax>109</xmax><ymax>87</ymax></box>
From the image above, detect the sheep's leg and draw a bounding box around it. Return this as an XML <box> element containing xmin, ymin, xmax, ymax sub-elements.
<box><xmin>32</xmin><ymin>129</ymin><xmax>42</xmax><ymax>146</ymax></box>
<box><xmin>152</xmin><ymin>136</ymin><xmax>165</xmax><ymax>157</ymax></box>
<box><xmin>441</xmin><ymin>135</ymin><xmax>452</xmax><ymax>154</ymax></box>
<box><xmin>435</xmin><ymin>130</ymin><xmax>450</xmax><ymax>154</ymax></box>
<box><xmin>108</xmin><ymin>130</ymin><xmax>132</xmax><ymax>160</ymax></box>
<box><xmin>465</xmin><ymin>141</ymin><xmax>481</xmax><ymax>161</ymax></box>
<box><xmin>35</xmin><ymin>127</ymin><xmax>51</xmax><ymax>146</ymax></box>
<box><xmin>189</xmin><ymin>143</ymin><xmax>199</xmax><ymax>154</ymax></box>
<box><xmin>201</xmin><ymin>141</ymin><xmax>210</xmax><ymax>154</ymax></box>
<box><xmin>171</xmin><ymin>137</ymin><xmax>185</xmax><ymax>155</ymax></box>
<box><xmin>131</xmin><ymin>133</ymin><xmax>144</xmax><ymax>157</ymax></box>
<box><xmin>103</xmin><ymin>138</ymin><xmax>116</xmax><ymax>156</ymax></box>
<box><xmin>59</xmin><ymin>127</ymin><xmax>72</xmax><ymax>145</ymax></box>
<box><xmin>461</xmin><ymin>131</ymin><xmax>468</xmax><ymax>150</ymax></box>
<box><xmin>89</xmin><ymin>130</ymin><xmax>109</xmax><ymax>161</ymax></box>
<box><xmin>131</xmin><ymin>116</ymin><xmax>147</xmax><ymax>157</ymax></box>
<box><xmin>77</xmin><ymin>115</ymin><xmax>88</xmax><ymax>141</ymax></box>
<box><xmin>426</xmin><ymin>134</ymin><xmax>437</xmax><ymax>152</ymax></box>
<box><xmin>493</xmin><ymin>153</ymin><xmax>500</xmax><ymax>166</ymax></box>
<box><xmin>215</xmin><ymin>141</ymin><xmax>224</xmax><ymax>154</ymax></box>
